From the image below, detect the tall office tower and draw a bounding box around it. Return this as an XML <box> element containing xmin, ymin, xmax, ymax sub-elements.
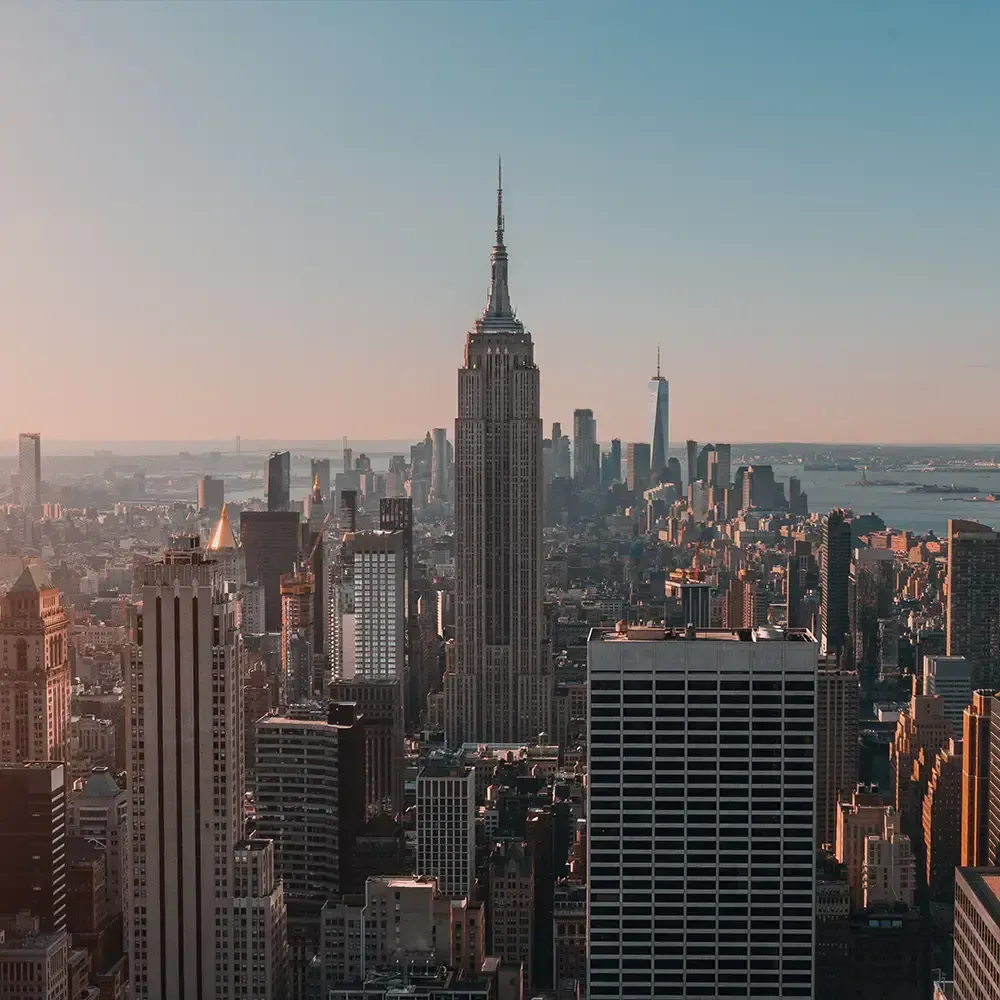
<box><xmin>787</xmin><ymin>555</ymin><xmax>804</xmax><ymax>628</ymax></box>
<box><xmin>816</xmin><ymin>667</ymin><xmax>860</xmax><ymax>849</ymax></box>
<box><xmin>710</xmin><ymin>443</ymin><xmax>731</xmax><ymax>488</ymax></box>
<box><xmin>126</xmin><ymin>537</ymin><xmax>245</xmax><ymax>1000</ymax></box>
<box><xmin>923</xmin><ymin>655</ymin><xmax>973</xmax><ymax>731</ymax></box>
<box><xmin>310</xmin><ymin>458</ymin><xmax>331</xmax><ymax>500</ymax></box>
<box><xmin>954</xmin><ymin>868</ymin><xmax>1000</xmax><ymax>1000</ymax></box>
<box><xmin>572</xmin><ymin>409</ymin><xmax>600</xmax><ymax>487</ymax></box>
<box><xmin>416</xmin><ymin>760</ymin><xmax>475</xmax><ymax>899</ymax></box>
<box><xmin>624</xmin><ymin>441</ymin><xmax>651</xmax><ymax>493</ymax></box>
<box><xmin>281</xmin><ymin>567</ymin><xmax>315</xmax><ymax>704</ymax></box>
<box><xmin>488</xmin><ymin>841</ymin><xmax>534</xmax><ymax>977</ymax></box>
<box><xmin>740</xmin><ymin>464</ymin><xmax>777</xmax><ymax>511</ymax></box>
<box><xmin>608</xmin><ymin>438</ymin><xmax>622</xmax><ymax>483</ymax></box>
<box><xmin>788</xmin><ymin>476</ymin><xmax>808</xmax><ymax>515</ymax></box>
<box><xmin>587</xmin><ymin>624</ymin><xmax>817</xmax><ymax>1000</ymax></box>
<box><xmin>849</xmin><ymin>547</ymin><xmax>895</xmax><ymax>668</ymax></box>
<box><xmin>430</xmin><ymin>428</ymin><xmax>450</xmax><ymax>501</ymax></box>
<box><xmin>685</xmin><ymin>439</ymin><xmax>698</xmax><ymax>489</ymax></box>
<box><xmin>18</xmin><ymin>432</ymin><xmax>42</xmax><ymax>507</ymax></box>
<box><xmin>962</xmin><ymin>692</ymin><xmax>993</xmax><ymax>866</ymax></box>
<box><xmin>255</xmin><ymin>702</ymin><xmax>365</xmax><ymax>999</ymax></box>
<box><xmin>835</xmin><ymin>786</ymin><xmax>901</xmax><ymax>908</ymax></box>
<box><xmin>988</xmin><ymin>694</ymin><xmax>1000</xmax><ymax>866</ymax></box>
<box><xmin>694</xmin><ymin>443</ymin><xmax>714</xmax><ymax>485</ymax></box>
<box><xmin>377</xmin><ymin>501</ymin><xmax>414</xmax><ymax>718</ymax></box>
<box><xmin>330</xmin><ymin>678</ymin><xmax>404</xmax><ymax>818</ymax></box>
<box><xmin>68</xmin><ymin>767</ymin><xmax>129</xmax><ymax>925</ymax></box>
<box><xmin>240</xmin><ymin>510</ymin><xmax>301</xmax><ymax>632</ymax></box>
<box><xmin>923</xmin><ymin>737</ymin><xmax>964</xmax><ymax>901</ymax></box>
<box><xmin>197</xmin><ymin>475</ymin><xmax>225</xmax><ymax>514</ymax></box>
<box><xmin>889</xmin><ymin>685</ymin><xmax>951</xmax><ymax>837</ymax></box>
<box><xmin>305</xmin><ymin>477</ymin><xmax>329</xmax><ymax>668</ymax></box>
<box><xmin>648</xmin><ymin>348</ymin><xmax>669</xmax><ymax>481</ymax></box>
<box><xmin>947</xmin><ymin>519</ymin><xmax>1000</xmax><ymax>687</ymax></box>
<box><xmin>821</xmin><ymin>509</ymin><xmax>853</xmax><ymax>663</ymax></box>
<box><xmin>550</xmin><ymin>422</ymin><xmax>571</xmax><ymax>480</ymax></box>
<box><xmin>0</xmin><ymin>566</ymin><xmax>71</xmax><ymax>763</ymax></box>
<box><xmin>229</xmin><ymin>839</ymin><xmax>288</xmax><ymax>1000</ymax></box>
<box><xmin>206</xmin><ymin>504</ymin><xmax>246</xmax><ymax>589</ymax></box>
<box><xmin>451</xmin><ymin>163</ymin><xmax>548</xmax><ymax>745</ymax></box>
<box><xmin>266</xmin><ymin>450</ymin><xmax>291</xmax><ymax>512</ymax></box>
<box><xmin>0</xmin><ymin>762</ymin><xmax>67</xmax><ymax>931</ymax></box>
<box><xmin>339</xmin><ymin>488</ymin><xmax>357</xmax><ymax>532</ymax></box>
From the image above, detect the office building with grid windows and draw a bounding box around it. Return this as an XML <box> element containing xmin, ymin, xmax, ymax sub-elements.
<box><xmin>587</xmin><ymin>624</ymin><xmax>817</xmax><ymax>1000</ymax></box>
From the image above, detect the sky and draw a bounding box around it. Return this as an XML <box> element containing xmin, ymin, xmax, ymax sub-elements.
<box><xmin>1</xmin><ymin>3</ymin><xmax>998</xmax><ymax>446</ymax></box>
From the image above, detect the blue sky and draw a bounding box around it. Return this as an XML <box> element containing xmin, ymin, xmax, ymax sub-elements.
<box><xmin>1</xmin><ymin>3</ymin><xmax>998</xmax><ymax>444</ymax></box>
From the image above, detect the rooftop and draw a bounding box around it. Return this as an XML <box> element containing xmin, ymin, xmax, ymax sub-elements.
<box><xmin>591</xmin><ymin>624</ymin><xmax>817</xmax><ymax>643</ymax></box>
<box><xmin>7</xmin><ymin>563</ymin><xmax>54</xmax><ymax>594</ymax></box>
<box><xmin>961</xmin><ymin>869</ymin><xmax>1000</xmax><ymax>926</ymax></box>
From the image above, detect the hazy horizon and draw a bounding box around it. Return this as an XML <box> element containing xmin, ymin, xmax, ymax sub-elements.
<box><xmin>3</xmin><ymin>4</ymin><xmax>998</xmax><ymax>443</ymax></box>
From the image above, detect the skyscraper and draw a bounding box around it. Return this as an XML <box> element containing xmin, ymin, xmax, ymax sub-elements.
<box><xmin>280</xmin><ymin>567</ymin><xmax>315</xmax><ymax>704</ymax></box>
<box><xmin>923</xmin><ymin>655</ymin><xmax>974</xmax><ymax>732</ymax></box>
<box><xmin>126</xmin><ymin>537</ymin><xmax>274</xmax><ymax>1000</ymax></box>
<box><xmin>18</xmin><ymin>432</ymin><xmax>41</xmax><ymax>507</ymax></box>
<box><xmin>685</xmin><ymin>438</ymin><xmax>697</xmax><ymax>490</ymax></box>
<box><xmin>240</xmin><ymin>510</ymin><xmax>301</xmax><ymax>632</ymax></box>
<box><xmin>962</xmin><ymin>692</ymin><xmax>993</xmax><ymax>867</ymax></box>
<box><xmin>450</xmin><ymin>162</ymin><xmax>548</xmax><ymax>744</ymax></box>
<box><xmin>816</xmin><ymin>666</ymin><xmax>860</xmax><ymax>849</ymax></box>
<box><xmin>310</xmin><ymin>458</ymin><xmax>331</xmax><ymax>501</ymax></box>
<box><xmin>0</xmin><ymin>566</ymin><xmax>72</xmax><ymax>764</ymax></box>
<box><xmin>624</xmin><ymin>441</ymin><xmax>651</xmax><ymax>493</ymax></box>
<box><xmin>267</xmin><ymin>450</ymin><xmax>291</xmax><ymax>512</ymax></box>
<box><xmin>197</xmin><ymin>475</ymin><xmax>224</xmax><ymax>514</ymax></box>
<box><xmin>430</xmin><ymin>428</ymin><xmax>450</xmax><ymax>502</ymax></box>
<box><xmin>572</xmin><ymin>408</ymin><xmax>599</xmax><ymax>487</ymax></box>
<box><xmin>953</xmin><ymin>867</ymin><xmax>1000</xmax><ymax>1000</ymax></box>
<box><xmin>587</xmin><ymin>623</ymin><xmax>817</xmax><ymax>999</ymax></box>
<box><xmin>821</xmin><ymin>509</ymin><xmax>852</xmax><ymax>663</ymax></box>
<box><xmin>947</xmin><ymin>519</ymin><xmax>1000</xmax><ymax>688</ymax></box>
<box><xmin>649</xmin><ymin>348</ymin><xmax>669</xmax><ymax>480</ymax></box>
<box><xmin>416</xmin><ymin>760</ymin><xmax>475</xmax><ymax>899</ymax></box>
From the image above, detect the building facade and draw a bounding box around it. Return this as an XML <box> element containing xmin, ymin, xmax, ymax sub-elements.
<box><xmin>648</xmin><ymin>353</ymin><xmax>669</xmax><ymax>481</ymax></box>
<box><xmin>572</xmin><ymin>409</ymin><xmax>599</xmax><ymax>488</ymax></box>
<box><xmin>449</xmin><ymin>165</ymin><xmax>548</xmax><ymax>744</ymax></box>
<box><xmin>587</xmin><ymin>624</ymin><xmax>817</xmax><ymax>999</ymax></box>
<box><xmin>815</xmin><ymin>667</ymin><xmax>860</xmax><ymax>849</ymax></box>
<box><xmin>18</xmin><ymin>432</ymin><xmax>42</xmax><ymax>507</ymax></box>
<box><xmin>947</xmin><ymin>519</ymin><xmax>1000</xmax><ymax>688</ymax></box>
<box><xmin>416</xmin><ymin>762</ymin><xmax>475</xmax><ymax>900</ymax></box>
<box><xmin>962</xmin><ymin>692</ymin><xmax>993</xmax><ymax>866</ymax></box>
<box><xmin>953</xmin><ymin>867</ymin><xmax>1000</xmax><ymax>1000</ymax></box>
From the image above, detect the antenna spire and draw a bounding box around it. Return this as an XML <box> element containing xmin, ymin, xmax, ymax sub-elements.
<box><xmin>496</xmin><ymin>155</ymin><xmax>504</xmax><ymax>244</ymax></box>
<box><xmin>657</xmin><ymin>343</ymin><xmax>661</xmax><ymax>379</ymax></box>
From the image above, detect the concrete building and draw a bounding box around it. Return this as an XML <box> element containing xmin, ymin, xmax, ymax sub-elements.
<box><xmin>126</xmin><ymin>537</ymin><xmax>248</xmax><ymax>999</ymax></box>
<box><xmin>197</xmin><ymin>475</ymin><xmax>224</xmax><ymax>514</ymax></box>
<box><xmin>449</xmin><ymin>165</ymin><xmax>549</xmax><ymax>745</ymax></box>
<box><xmin>587</xmin><ymin>624</ymin><xmax>817</xmax><ymax>1000</ymax></box>
<box><xmin>962</xmin><ymin>692</ymin><xmax>993</xmax><ymax>866</ymax></box>
<box><xmin>416</xmin><ymin>761</ymin><xmax>475</xmax><ymax>900</ymax></box>
<box><xmin>430</xmin><ymin>429</ymin><xmax>451</xmax><ymax>503</ymax></box>
<box><xmin>552</xmin><ymin>880</ymin><xmax>586</xmax><ymax>995</ymax></box>
<box><xmin>572</xmin><ymin>409</ymin><xmax>599</xmax><ymax>488</ymax></box>
<box><xmin>924</xmin><ymin>655</ymin><xmax>974</xmax><ymax>732</ymax></box>
<box><xmin>947</xmin><ymin>519</ymin><xmax>1000</xmax><ymax>688</ymax></box>
<box><xmin>923</xmin><ymin>737</ymin><xmax>964</xmax><ymax>901</ymax></box>
<box><xmin>821</xmin><ymin>509</ymin><xmax>852</xmax><ymax>663</ymax></box>
<box><xmin>861</xmin><ymin>809</ymin><xmax>916</xmax><ymax>908</ymax></box>
<box><xmin>835</xmin><ymin>786</ymin><xmax>898</xmax><ymax>909</ymax></box>
<box><xmin>487</xmin><ymin>841</ymin><xmax>533</xmax><ymax>978</ymax></box>
<box><xmin>280</xmin><ymin>567</ymin><xmax>316</xmax><ymax>704</ymax></box>
<box><xmin>0</xmin><ymin>762</ymin><xmax>67</xmax><ymax>932</ymax></box>
<box><xmin>228</xmin><ymin>839</ymin><xmax>288</xmax><ymax>1000</ymax></box>
<box><xmin>816</xmin><ymin>667</ymin><xmax>860</xmax><ymax>849</ymax></box>
<box><xmin>0</xmin><ymin>920</ymin><xmax>69</xmax><ymax>1000</ymax></box>
<box><xmin>267</xmin><ymin>451</ymin><xmax>291</xmax><ymax>512</ymax></box>
<box><xmin>624</xmin><ymin>442</ymin><xmax>651</xmax><ymax>494</ymax></box>
<box><xmin>18</xmin><ymin>432</ymin><xmax>42</xmax><ymax>507</ymax></box>
<box><xmin>0</xmin><ymin>566</ymin><xmax>72</xmax><ymax>764</ymax></box>
<box><xmin>953</xmin><ymin>867</ymin><xmax>1000</xmax><ymax>1000</ymax></box>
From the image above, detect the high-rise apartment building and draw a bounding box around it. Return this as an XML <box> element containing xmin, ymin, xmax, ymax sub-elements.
<box><xmin>835</xmin><ymin>786</ymin><xmax>900</xmax><ymax>909</ymax></box>
<box><xmin>923</xmin><ymin>737</ymin><xmax>963</xmax><ymax>901</ymax></box>
<box><xmin>962</xmin><ymin>692</ymin><xmax>993</xmax><ymax>866</ymax></box>
<box><xmin>0</xmin><ymin>566</ymin><xmax>72</xmax><ymax>764</ymax></box>
<box><xmin>240</xmin><ymin>510</ymin><xmax>301</xmax><ymax>632</ymax></box>
<box><xmin>648</xmin><ymin>350</ymin><xmax>669</xmax><ymax>481</ymax></box>
<box><xmin>923</xmin><ymin>654</ymin><xmax>974</xmax><ymax>731</ymax></box>
<box><xmin>126</xmin><ymin>537</ymin><xmax>254</xmax><ymax>999</ymax></box>
<box><xmin>267</xmin><ymin>451</ymin><xmax>291</xmax><ymax>512</ymax></box>
<box><xmin>947</xmin><ymin>519</ymin><xmax>1000</xmax><ymax>687</ymax></box>
<box><xmin>587</xmin><ymin>624</ymin><xmax>817</xmax><ymax>1000</ymax></box>
<box><xmin>954</xmin><ymin>867</ymin><xmax>1000</xmax><ymax>1000</ymax></box>
<box><xmin>821</xmin><ymin>509</ymin><xmax>852</xmax><ymax>663</ymax></box>
<box><xmin>987</xmin><ymin>694</ymin><xmax>1000</xmax><ymax>867</ymax></box>
<box><xmin>416</xmin><ymin>760</ymin><xmax>475</xmax><ymax>900</ymax></box>
<box><xmin>0</xmin><ymin>762</ymin><xmax>67</xmax><ymax>932</ymax></box>
<box><xmin>861</xmin><ymin>809</ymin><xmax>916</xmax><ymax>908</ymax></box>
<box><xmin>450</xmin><ymin>165</ymin><xmax>548</xmax><ymax>744</ymax></box>
<box><xmin>624</xmin><ymin>442</ymin><xmax>651</xmax><ymax>494</ymax></box>
<box><xmin>816</xmin><ymin>667</ymin><xmax>860</xmax><ymax>848</ymax></box>
<box><xmin>281</xmin><ymin>567</ymin><xmax>316</xmax><ymax>704</ymax></box>
<box><xmin>18</xmin><ymin>432</ymin><xmax>42</xmax><ymax>507</ymax></box>
<box><xmin>572</xmin><ymin>409</ymin><xmax>599</xmax><ymax>487</ymax></box>
<box><xmin>197</xmin><ymin>475</ymin><xmax>225</xmax><ymax>514</ymax></box>
<box><xmin>430</xmin><ymin>428</ymin><xmax>451</xmax><ymax>502</ymax></box>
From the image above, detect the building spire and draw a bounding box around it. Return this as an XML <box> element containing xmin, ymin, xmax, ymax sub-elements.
<box><xmin>657</xmin><ymin>343</ymin><xmax>661</xmax><ymax>379</ymax></box>
<box><xmin>483</xmin><ymin>157</ymin><xmax>512</xmax><ymax>319</ymax></box>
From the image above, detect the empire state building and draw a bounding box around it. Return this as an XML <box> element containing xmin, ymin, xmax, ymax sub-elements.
<box><xmin>446</xmin><ymin>163</ymin><xmax>550</xmax><ymax>744</ymax></box>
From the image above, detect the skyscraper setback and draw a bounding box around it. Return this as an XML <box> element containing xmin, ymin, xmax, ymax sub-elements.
<box><xmin>449</xmin><ymin>163</ymin><xmax>549</xmax><ymax>743</ymax></box>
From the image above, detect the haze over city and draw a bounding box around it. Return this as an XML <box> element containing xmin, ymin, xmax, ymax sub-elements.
<box><xmin>3</xmin><ymin>3</ymin><xmax>999</xmax><ymax>444</ymax></box>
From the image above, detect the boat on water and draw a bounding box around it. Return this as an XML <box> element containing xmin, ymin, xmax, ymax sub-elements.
<box><xmin>958</xmin><ymin>494</ymin><xmax>999</xmax><ymax>502</ymax></box>
<box><xmin>907</xmin><ymin>483</ymin><xmax>978</xmax><ymax>494</ymax></box>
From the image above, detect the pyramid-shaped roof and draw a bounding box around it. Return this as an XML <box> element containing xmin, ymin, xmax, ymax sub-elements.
<box><xmin>81</xmin><ymin>767</ymin><xmax>122</xmax><ymax>798</ymax></box>
<box><xmin>8</xmin><ymin>564</ymin><xmax>53</xmax><ymax>594</ymax></box>
<box><xmin>207</xmin><ymin>504</ymin><xmax>238</xmax><ymax>551</ymax></box>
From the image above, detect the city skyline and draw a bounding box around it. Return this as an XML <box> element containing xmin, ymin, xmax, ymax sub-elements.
<box><xmin>3</xmin><ymin>4</ymin><xmax>999</xmax><ymax>444</ymax></box>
